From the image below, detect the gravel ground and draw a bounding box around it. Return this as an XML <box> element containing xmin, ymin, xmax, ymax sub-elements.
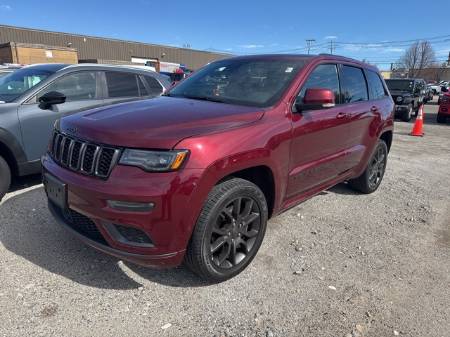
<box><xmin>1</xmin><ymin>100</ymin><xmax>449</xmax><ymax>337</ymax></box>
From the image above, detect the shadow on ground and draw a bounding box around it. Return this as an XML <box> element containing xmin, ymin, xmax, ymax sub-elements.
<box><xmin>0</xmin><ymin>187</ymin><xmax>207</xmax><ymax>289</ymax></box>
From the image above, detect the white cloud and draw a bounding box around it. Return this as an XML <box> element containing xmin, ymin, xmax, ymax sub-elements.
<box><xmin>239</xmin><ymin>44</ymin><xmax>265</xmax><ymax>49</ymax></box>
<box><xmin>324</xmin><ymin>35</ymin><xmax>338</xmax><ymax>40</ymax></box>
<box><xmin>384</xmin><ymin>47</ymin><xmax>405</xmax><ymax>53</ymax></box>
<box><xmin>0</xmin><ymin>4</ymin><xmax>11</xmax><ymax>10</ymax></box>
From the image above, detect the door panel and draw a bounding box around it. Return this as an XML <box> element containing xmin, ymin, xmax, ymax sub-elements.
<box><xmin>287</xmin><ymin>107</ymin><xmax>354</xmax><ymax>198</ymax></box>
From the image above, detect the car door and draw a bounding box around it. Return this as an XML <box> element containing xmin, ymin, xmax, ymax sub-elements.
<box><xmin>286</xmin><ymin>64</ymin><xmax>354</xmax><ymax>198</ymax></box>
<box><xmin>17</xmin><ymin>70</ymin><xmax>103</xmax><ymax>162</ymax></box>
<box><xmin>338</xmin><ymin>65</ymin><xmax>375</xmax><ymax>169</ymax></box>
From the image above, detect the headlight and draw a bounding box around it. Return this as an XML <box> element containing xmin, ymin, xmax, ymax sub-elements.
<box><xmin>396</xmin><ymin>96</ymin><xmax>403</xmax><ymax>103</ymax></box>
<box><xmin>119</xmin><ymin>149</ymin><xmax>189</xmax><ymax>172</ymax></box>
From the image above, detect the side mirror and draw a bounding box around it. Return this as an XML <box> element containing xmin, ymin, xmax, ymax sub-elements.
<box><xmin>38</xmin><ymin>91</ymin><xmax>66</xmax><ymax>109</ymax></box>
<box><xmin>295</xmin><ymin>88</ymin><xmax>335</xmax><ymax>112</ymax></box>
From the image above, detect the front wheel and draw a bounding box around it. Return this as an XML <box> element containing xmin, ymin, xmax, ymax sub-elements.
<box><xmin>401</xmin><ymin>104</ymin><xmax>413</xmax><ymax>122</ymax></box>
<box><xmin>0</xmin><ymin>155</ymin><xmax>11</xmax><ymax>200</ymax></box>
<box><xmin>348</xmin><ymin>140</ymin><xmax>388</xmax><ymax>194</ymax></box>
<box><xmin>185</xmin><ymin>178</ymin><xmax>268</xmax><ymax>282</ymax></box>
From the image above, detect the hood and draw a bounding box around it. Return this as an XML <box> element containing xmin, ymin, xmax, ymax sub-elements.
<box><xmin>60</xmin><ymin>96</ymin><xmax>265</xmax><ymax>149</ymax></box>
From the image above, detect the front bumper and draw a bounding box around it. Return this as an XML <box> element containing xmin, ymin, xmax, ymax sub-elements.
<box><xmin>42</xmin><ymin>153</ymin><xmax>205</xmax><ymax>268</ymax></box>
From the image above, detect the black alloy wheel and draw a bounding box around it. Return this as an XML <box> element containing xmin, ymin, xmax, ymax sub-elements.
<box><xmin>348</xmin><ymin>140</ymin><xmax>388</xmax><ymax>194</ymax></box>
<box><xmin>367</xmin><ymin>143</ymin><xmax>387</xmax><ymax>190</ymax></box>
<box><xmin>185</xmin><ymin>178</ymin><xmax>268</xmax><ymax>282</ymax></box>
<box><xmin>209</xmin><ymin>196</ymin><xmax>261</xmax><ymax>269</ymax></box>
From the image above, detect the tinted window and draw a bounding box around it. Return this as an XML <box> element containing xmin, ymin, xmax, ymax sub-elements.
<box><xmin>38</xmin><ymin>71</ymin><xmax>97</xmax><ymax>102</ymax></box>
<box><xmin>366</xmin><ymin>70</ymin><xmax>386</xmax><ymax>100</ymax></box>
<box><xmin>105</xmin><ymin>72</ymin><xmax>139</xmax><ymax>98</ymax></box>
<box><xmin>340</xmin><ymin>66</ymin><xmax>368</xmax><ymax>103</ymax></box>
<box><xmin>169</xmin><ymin>58</ymin><xmax>308</xmax><ymax>107</ymax></box>
<box><xmin>144</xmin><ymin>76</ymin><xmax>163</xmax><ymax>97</ymax></box>
<box><xmin>297</xmin><ymin>64</ymin><xmax>340</xmax><ymax>104</ymax></box>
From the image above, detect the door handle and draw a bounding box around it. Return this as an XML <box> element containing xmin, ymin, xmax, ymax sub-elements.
<box><xmin>336</xmin><ymin>112</ymin><xmax>347</xmax><ymax>119</ymax></box>
<box><xmin>370</xmin><ymin>106</ymin><xmax>378</xmax><ymax>112</ymax></box>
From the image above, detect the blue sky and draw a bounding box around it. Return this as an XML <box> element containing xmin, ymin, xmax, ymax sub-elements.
<box><xmin>1</xmin><ymin>0</ymin><xmax>449</xmax><ymax>70</ymax></box>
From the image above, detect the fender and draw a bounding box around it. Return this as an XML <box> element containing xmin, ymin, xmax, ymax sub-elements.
<box><xmin>0</xmin><ymin>128</ymin><xmax>38</xmax><ymax>176</ymax></box>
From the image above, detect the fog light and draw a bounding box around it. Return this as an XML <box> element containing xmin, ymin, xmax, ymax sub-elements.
<box><xmin>103</xmin><ymin>223</ymin><xmax>154</xmax><ymax>248</ymax></box>
<box><xmin>107</xmin><ymin>200</ymin><xmax>155</xmax><ymax>212</ymax></box>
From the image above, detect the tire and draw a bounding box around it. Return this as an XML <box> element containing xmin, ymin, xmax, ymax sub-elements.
<box><xmin>401</xmin><ymin>104</ymin><xmax>413</xmax><ymax>122</ymax></box>
<box><xmin>348</xmin><ymin>140</ymin><xmax>388</xmax><ymax>194</ymax></box>
<box><xmin>437</xmin><ymin>114</ymin><xmax>446</xmax><ymax>123</ymax></box>
<box><xmin>0</xmin><ymin>155</ymin><xmax>11</xmax><ymax>200</ymax></box>
<box><xmin>185</xmin><ymin>178</ymin><xmax>268</xmax><ymax>282</ymax></box>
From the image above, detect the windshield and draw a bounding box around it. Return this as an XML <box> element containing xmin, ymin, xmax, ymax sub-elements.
<box><xmin>0</xmin><ymin>68</ymin><xmax>55</xmax><ymax>102</ymax></box>
<box><xmin>385</xmin><ymin>80</ymin><xmax>414</xmax><ymax>92</ymax></box>
<box><xmin>168</xmin><ymin>58</ymin><xmax>308</xmax><ymax>107</ymax></box>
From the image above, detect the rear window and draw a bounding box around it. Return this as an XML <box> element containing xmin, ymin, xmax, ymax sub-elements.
<box><xmin>365</xmin><ymin>70</ymin><xmax>386</xmax><ymax>100</ymax></box>
<box><xmin>105</xmin><ymin>72</ymin><xmax>139</xmax><ymax>98</ymax></box>
<box><xmin>340</xmin><ymin>66</ymin><xmax>368</xmax><ymax>103</ymax></box>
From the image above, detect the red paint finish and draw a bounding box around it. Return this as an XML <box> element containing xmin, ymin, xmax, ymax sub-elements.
<box><xmin>43</xmin><ymin>54</ymin><xmax>394</xmax><ymax>268</ymax></box>
<box><xmin>439</xmin><ymin>93</ymin><xmax>450</xmax><ymax>116</ymax></box>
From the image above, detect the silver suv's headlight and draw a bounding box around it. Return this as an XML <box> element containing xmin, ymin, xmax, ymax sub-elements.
<box><xmin>119</xmin><ymin>149</ymin><xmax>189</xmax><ymax>172</ymax></box>
<box><xmin>396</xmin><ymin>96</ymin><xmax>403</xmax><ymax>103</ymax></box>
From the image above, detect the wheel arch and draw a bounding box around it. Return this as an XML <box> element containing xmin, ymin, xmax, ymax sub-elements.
<box><xmin>217</xmin><ymin>165</ymin><xmax>276</xmax><ymax>218</ymax></box>
<box><xmin>379</xmin><ymin>130</ymin><xmax>393</xmax><ymax>152</ymax></box>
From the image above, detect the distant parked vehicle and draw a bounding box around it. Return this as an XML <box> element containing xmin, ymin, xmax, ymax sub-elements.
<box><xmin>385</xmin><ymin>78</ymin><xmax>426</xmax><ymax>121</ymax></box>
<box><xmin>0</xmin><ymin>63</ymin><xmax>171</xmax><ymax>199</ymax></box>
<box><xmin>430</xmin><ymin>81</ymin><xmax>448</xmax><ymax>95</ymax></box>
<box><xmin>438</xmin><ymin>85</ymin><xmax>449</xmax><ymax>105</ymax></box>
<box><xmin>424</xmin><ymin>85</ymin><xmax>434</xmax><ymax>103</ymax></box>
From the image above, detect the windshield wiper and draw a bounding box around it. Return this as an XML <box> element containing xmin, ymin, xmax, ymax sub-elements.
<box><xmin>182</xmin><ymin>94</ymin><xmax>226</xmax><ymax>103</ymax></box>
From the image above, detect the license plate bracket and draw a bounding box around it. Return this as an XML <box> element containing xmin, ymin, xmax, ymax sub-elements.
<box><xmin>43</xmin><ymin>173</ymin><xmax>67</xmax><ymax>209</ymax></box>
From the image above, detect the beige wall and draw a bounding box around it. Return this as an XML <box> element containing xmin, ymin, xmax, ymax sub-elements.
<box><xmin>14</xmin><ymin>46</ymin><xmax>78</xmax><ymax>64</ymax></box>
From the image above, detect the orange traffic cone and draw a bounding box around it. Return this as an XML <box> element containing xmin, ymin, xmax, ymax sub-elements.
<box><xmin>410</xmin><ymin>105</ymin><xmax>424</xmax><ymax>137</ymax></box>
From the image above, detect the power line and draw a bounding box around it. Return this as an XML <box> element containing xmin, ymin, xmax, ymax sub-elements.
<box><xmin>305</xmin><ymin>39</ymin><xmax>316</xmax><ymax>54</ymax></box>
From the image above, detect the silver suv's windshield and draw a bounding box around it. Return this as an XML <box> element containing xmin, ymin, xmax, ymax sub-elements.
<box><xmin>168</xmin><ymin>58</ymin><xmax>308</xmax><ymax>107</ymax></box>
<box><xmin>0</xmin><ymin>67</ymin><xmax>55</xmax><ymax>102</ymax></box>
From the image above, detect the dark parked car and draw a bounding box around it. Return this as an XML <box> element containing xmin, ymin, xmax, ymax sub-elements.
<box><xmin>437</xmin><ymin>92</ymin><xmax>450</xmax><ymax>123</ymax></box>
<box><xmin>385</xmin><ymin>78</ymin><xmax>426</xmax><ymax>121</ymax></box>
<box><xmin>0</xmin><ymin>63</ymin><xmax>170</xmax><ymax>199</ymax></box>
<box><xmin>42</xmin><ymin>54</ymin><xmax>394</xmax><ymax>282</ymax></box>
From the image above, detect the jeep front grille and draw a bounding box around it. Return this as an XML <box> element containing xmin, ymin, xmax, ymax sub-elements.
<box><xmin>50</xmin><ymin>131</ymin><xmax>121</xmax><ymax>179</ymax></box>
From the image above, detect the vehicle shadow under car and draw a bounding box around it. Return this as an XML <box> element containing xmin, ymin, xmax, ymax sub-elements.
<box><xmin>0</xmin><ymin>187</ymin><xmax>208</xmax><ymax>289</ymax></box>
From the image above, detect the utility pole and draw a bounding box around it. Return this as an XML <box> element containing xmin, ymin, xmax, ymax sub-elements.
<box><xmin>305</xmin><ymin>39</ymin><xmax>315</xmax><ymax>54</ymax></box>
<box><xmin>329</xmin><ymin>40</ymin><xmax>334</xmax><ymax>54</ymax></box>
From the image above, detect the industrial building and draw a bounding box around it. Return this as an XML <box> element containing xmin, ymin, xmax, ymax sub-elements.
<box><xmin>0</xmin><ymin>24</ymin><xmax>230</xmax><ymax>70</ymax></box>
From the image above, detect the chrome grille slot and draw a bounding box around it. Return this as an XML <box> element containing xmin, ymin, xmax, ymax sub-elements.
<box><xmin>50</xmin><ymin>131</ymin><xmax>120</xmax><ymax>179</ymax></box>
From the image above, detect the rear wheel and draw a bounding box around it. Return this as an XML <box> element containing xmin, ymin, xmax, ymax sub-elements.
<box><xmin>185</xmin><ymin>178</ymin><xmax>268</xmax><ymax>282</ymax></box>
<box><xmin>0</xmin><ymin>155</ymin><xmax>11</xmax><ymax>200</ymax></box>
<box><xmin>348</xmin><ymin>140</ymin><xmax>388</xmax><ymax>194</ymax></box>
<box><xmin>437</xmin><ymin>114</ymin><xmax>446</xmax><ymax>123</ymax></box>
<box><xmin>401</xmin><ymin>104</ymin><xmax>413</xmax><ymax>122</ymax></box>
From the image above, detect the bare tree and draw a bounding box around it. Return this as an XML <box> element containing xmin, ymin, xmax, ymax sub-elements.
<box><xmin>399</xmin><ymin>41</ymin><xmax>436</xmax><ymax>77</ymax></box>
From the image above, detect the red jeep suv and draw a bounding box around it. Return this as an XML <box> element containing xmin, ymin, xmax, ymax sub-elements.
<box><xmin>42</xmin><ymin>55</ymin><xmax>394</xmax><ymax>282</ymax></box>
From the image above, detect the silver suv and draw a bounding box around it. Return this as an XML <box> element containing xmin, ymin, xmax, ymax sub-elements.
<box><xmin>0</xmin><ymin>63</ymin><xmax>171</xmax><ymax>199</ymax></box>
